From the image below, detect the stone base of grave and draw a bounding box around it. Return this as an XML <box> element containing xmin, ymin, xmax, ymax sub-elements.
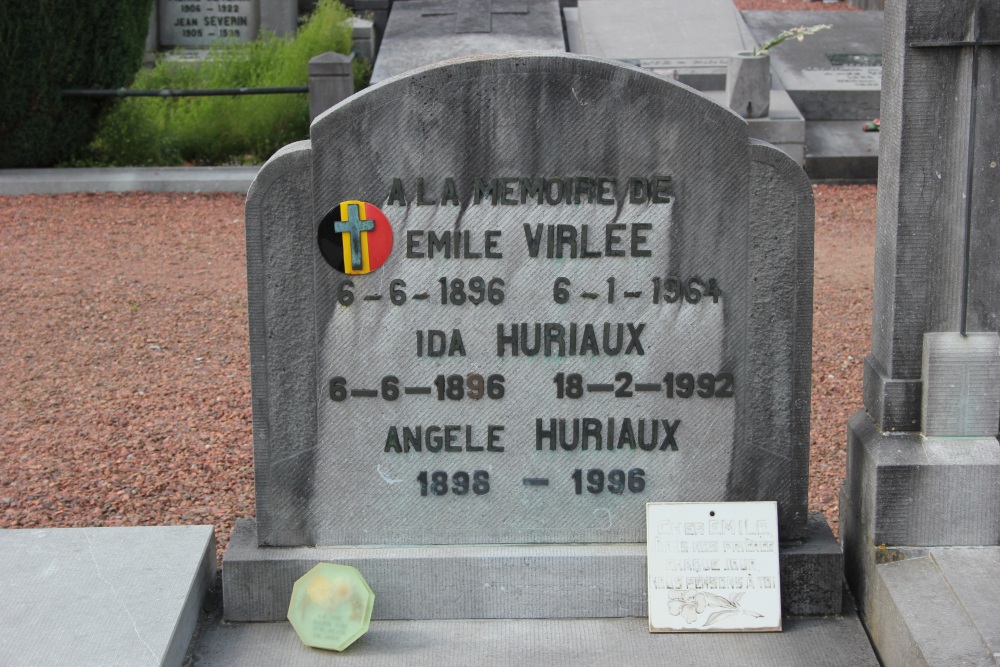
<box><xmin>0</xmin><ymin>525</ymin><xmax>215</xmax><ymax>667</ymax></box>
<box><xmin>222</xmin><ymin>513</ymin><xmax>843</xmax><ymax>622</ymax></box>
<box><xmin>804</xmin><ymin>121</ymin><xmax>880</xmax><ymax>182</ymax></box>
<box><xmin>840</xmin><ymin>411</ymin><xmax>1000</xmax><ymax>666</ymax></box>
<box><xmin>841</xmin><ymin>542</ymin><xmax>1000</xmax><ymax>666</ymax></box>
<box><xmin>189</xmin><ymin>598</ymin><xmax>879</xmax><ymax>666</ymax></box>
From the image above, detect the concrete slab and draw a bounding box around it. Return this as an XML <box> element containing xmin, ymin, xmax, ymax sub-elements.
<box><xmin>869</xmin><ymin>553</ymin><xmax>997</xmax><ymax>666</ymax></box>
<box><xmin>370</xmin><ymin>0</ymin><xmax>565</xmax><ymax>84</ymax></box>
<box><xmin>0</xmin><ymin>525</ymin><xmax>215</xmax><ymax>667</ymax></box>
<box><xmin>223</xmin><ymin>514</ymin><xmax>842</xmax><ymax>621</ymax></box>
<box><xmin>843</xmin><ymin>412</ymin><xmax>1000</xmax><ymax>548</ymax></box>
<box><xmin>189</xmin><ymin>608</ymin><xmax>879</xmax><ymax>666</ymax></box>
<box><xmin>0</xmin><ymin>167</ymin><xmax>258</xmax><ymax>195</ymax></box>
<box><xmin>842</xmin><ymin>414</ymin><xmax>1000</xmax><ymax>666</ymax></box>
<box><xmin>570</xmin><ymin>0</ymin><xmax>757</xmax><ymax>90</ymax></box>
<box><xmin>931</xmin><ymin>548</ymin><xmax>1000</xmax><ymax>659</ymax></box>
<box><xmin>743</xmin><ymin>11</ymin><xmax>884</xmax><ymax>120</ymax></box>
<box><xmin>805</xmin><ymin>120</ymin><xmax>879</xmax><ymax>181</ymax></box>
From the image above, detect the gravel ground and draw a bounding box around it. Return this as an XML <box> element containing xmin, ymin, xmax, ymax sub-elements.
<box><xmin>0</xmin><ymin>193</ymin><xmax>253</xmax><ymax>560</ymax></box>
<box><xmin>0</xmin><ymin>185</ymin><xmax>875</xmax><ymax>559</ymax></box>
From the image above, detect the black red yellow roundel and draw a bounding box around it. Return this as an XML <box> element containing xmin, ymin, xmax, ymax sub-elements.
<box><xmin>317</xmin><ymin>201</ymin><xmax>394</xmax><ymax>275</ymax></box>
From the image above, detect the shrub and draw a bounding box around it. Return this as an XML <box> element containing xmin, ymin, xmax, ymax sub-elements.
<box><xmin>84</xmin><ymin>0</ymin><xmax>356</xmax><ymax>166</ymax></box>
<box><xmin>0</xmin><ymin>0</ymin><xmax>153</xmax><ymax>168</ymax></box>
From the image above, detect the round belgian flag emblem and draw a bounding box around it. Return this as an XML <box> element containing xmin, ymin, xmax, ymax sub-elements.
<box><xmin>317</xmin><ymin>201</ymin><xmax>394</xmax><ymax>275</ymax></box>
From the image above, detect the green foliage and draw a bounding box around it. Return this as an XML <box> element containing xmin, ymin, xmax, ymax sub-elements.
<box><xmin>0</xmin><ymin>0</ymin><xmax>154</xmax><ymax>167</ymax></box>
<box><xmin>84</xmin><ymin>0</ymin><xmax>357</xmax><ymax>166</ymax></box>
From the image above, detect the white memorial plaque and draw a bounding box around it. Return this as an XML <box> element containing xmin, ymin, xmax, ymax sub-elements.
<box><xmin>646</xmin><ymin>501</ymin><xmax>781</xmax><ymax>632</ymax></box>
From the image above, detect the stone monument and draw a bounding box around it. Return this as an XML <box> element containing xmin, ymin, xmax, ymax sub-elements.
<box><xmin>155</xmin><ymin>0</ymin><xmax>297</xmax><ymax>49</ymax></box>
<box><xmin>174</xmin><ymin>49</ymin><xmax>881</xmax><ymax>663</ymax></box>
<box><xmin>743</xmin><ymin>11</ymin><xmax>883</xmax><ymax>122</ymax></box>
<box><xmin>223</xmin><ymin>50</ymin><xmax>847</xmax><ymax>625</ymax></box>
<box><xmin>840</xmin><ymin>0</ymin><xmax>1000</xmax><ymax>663</ymax></box>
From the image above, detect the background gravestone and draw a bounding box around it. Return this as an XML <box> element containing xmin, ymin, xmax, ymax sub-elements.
<box><xmin>743</xmin><ymin>11</ymin><xmax>884</xmax><ymax>122</ymax></box>
<box><xmin>156</xmin><ymin>0</ymin><xmax>296</xmax><ymax>49</ymax></box>
<box><xmin>159</xmin><ymin>0</ymin><xmax>261</xmax><ymax>47</ymax></box>
<box><xmin>566</xmin><ymin>0</ymin><xmax>756</xmax><ymax>90</ymax></box>
<box><xmin>743</xmin><ymin>11</ymin><xmax>883</xmax><ymax>180</ymax></box>
<box><xmin>564</xmin><ymin>0</ymin><xmax>807</xmax><ymax>169</ymax></box>
<box><xmin>840</xmin><ymin>0</ymin><xmax>1000</xmax><ymax>663</ymax></box>
<box><xmin>225</xmin><ymin>51</ymin><xmax>837</xmax><ymax>624</ymax></box>
<box><xmin>369</xmin><ymin>0</ymin><xmax>565</xmax><ymax>84</ymax></box>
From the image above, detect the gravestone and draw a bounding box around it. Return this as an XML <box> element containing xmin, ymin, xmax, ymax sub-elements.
<box><xmin>839</xmin><ymin>0</ymin><xmax>1000</xmax><ymax>663</ymax></box>
<box><xmin>568</xmin><ymin>0</ymin><xmax>756</xmax><ymax>91</ymax></box>
<box><xmin>223</xmin><ymin>51</ymin><xmax>845</xmax><ymax>627</ymax></box>
<box><xmin>565</xmin><ymin>0</ymin><xmax>807</xmax><ymax>168</ymax></box>
<box><xmin>369</xmin><ymin>0</ymin><xmax>564</xmax><ymax>84</ymax></box>
<box><xmin>156</xmin><ymin>0</ymin><xmax>296</xmax><ymax>48</ymax></box>
<box><xmin>742</xmin><ymin>11</ymin><xmax>884</xmax><ymax>121</ymax></box>
<box><xmin>159</xmin><ymin>0</ymin><xmax>262</xmax><ymax>47</ymax></box>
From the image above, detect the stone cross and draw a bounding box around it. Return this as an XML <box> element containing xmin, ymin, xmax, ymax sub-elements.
<box><xmin>864</xmin><ymin>0</ymin><xmax>1000</xmax><ymax>431</ymax></box>
<box><xmin>422</xmin><ymin>0</ymin><xmax>528</xmax><ymax>34</ymax></box>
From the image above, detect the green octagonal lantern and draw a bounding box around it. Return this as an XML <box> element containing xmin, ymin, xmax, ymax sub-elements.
<box><xmin>287</xmin><ymin>563</ymin><xmax>375</xmax><ymax>651</ymax></box>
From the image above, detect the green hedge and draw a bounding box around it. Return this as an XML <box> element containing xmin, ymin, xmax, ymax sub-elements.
<box><xmin>83</xmin><ymin>0</ymin><xmax>357</xmax><ymax>166</ymax></box>
<box><xmin>0</xmin><ymin>0</ymin><xmax>153</xmax><ymax>168</ymax></box>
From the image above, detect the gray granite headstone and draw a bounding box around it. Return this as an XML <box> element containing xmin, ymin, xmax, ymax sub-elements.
<box><xmin>244</xmin><ymin>52</ymin><xmax>815</xmax><ymax>550</ymax></box>
<box><xmin>565</xmin><ymin>0</ymin><xmax>807</xmax><ymax>170</ymax></box>
<box><xmin>159</xmin><ymin>0</ymin><xmax>261</xmax><ymax>47</ymax></box>
<box><xmin>230</xmin><ymin>51</ymin><xmax>837</xmax><ymax>623</ymax></box>
<box><xmin>369</xmin><ymin>0</ymin><xmax>564</xmax><ymax>84</ymax></box>
<box><xmin>157</xmin><ymin>0</ymin><xmax>296</xmax><ymax>48</ymax></box>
